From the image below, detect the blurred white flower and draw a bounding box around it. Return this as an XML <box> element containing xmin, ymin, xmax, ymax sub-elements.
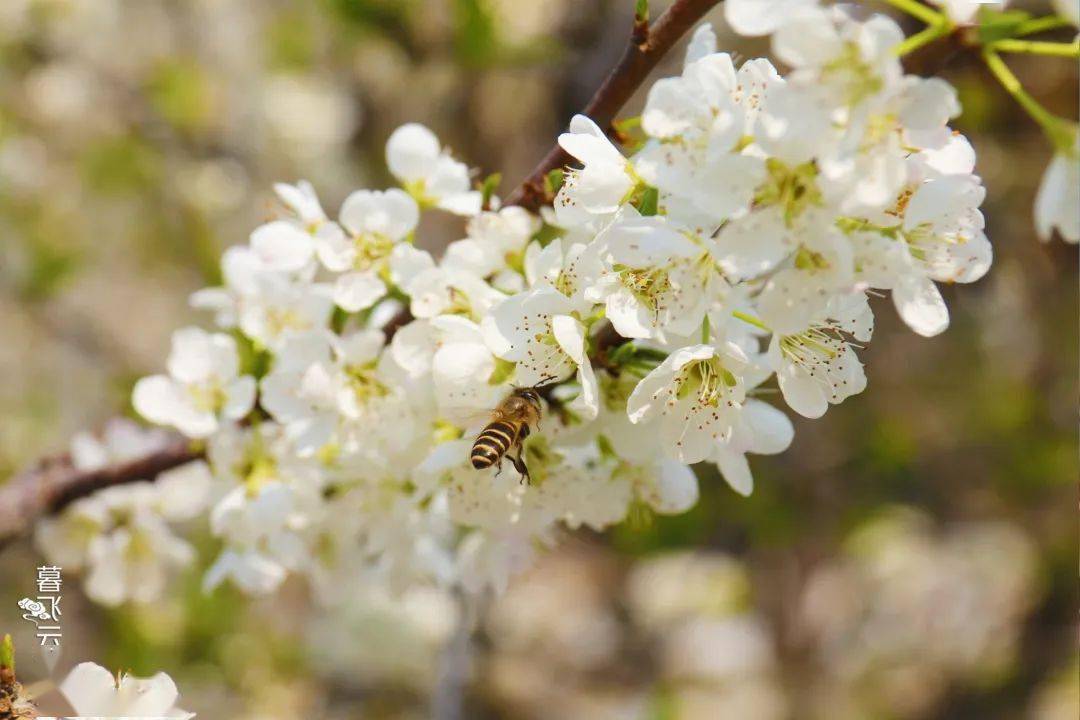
<box><xmin>37</xmin><ymin>461</ymin><xmax>211</xmax><ymax>606</ymax></box>
<box><xmin>133</xmin><ymin>327</ymin><xmax>256</xmax><ymax>438</ymax></box>
<box><xmin>69</xmin><ymin>418</ymin><xmax>171</xmax><ymax>472</ymax></box>
<box><xmin>386</xmin><ymin>123</ymin><xmax>481</xmax><ymax>215</ymax></box>
<box><xmin>60</xmin><ymin>662</ymin><xmax>193</xmax><ymax>719</ymax></box>
<box><xmin>1034</xmin><ymin>132</ymin><xmax>1079</xmax><ymax>243</ymax></box>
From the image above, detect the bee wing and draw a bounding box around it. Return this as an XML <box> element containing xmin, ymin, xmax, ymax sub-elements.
<box><xmin>441</xmin><ymin>406</ymin><xmax>498</xmax><ymax>435</ymax></box>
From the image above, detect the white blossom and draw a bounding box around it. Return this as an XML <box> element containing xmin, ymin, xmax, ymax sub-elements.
<box><xmin>386</xmin><ymin>123</ymin><xmax>481</xmax><ymax>216</ymax></box>
<box><xmin>133</xmin><ymin>327</ymin><xmax>256</xmax><ymax>438</ymax></box>
<box><xmin>60</xmin><ymin>662</ymin><xmax>194</xmax><ymax>719</ymax></box>
<box><xmin>318</xmin><ymin>188</ymin><xmax>420</xmax><ymax>311</ymax></box>
<box><xmin>1034</xmin><ymin>131</ymin><xmax>1079</xmax><ymax>243</ymax></box>
<box><xmin>627</xmin><ymin>343</ymin><xmax>749</xmax><ymax>464</ymax></box>
<box><xmin>554</xmin><ymin>114</ymin><xmax>637</xmax><ymax>228</ymax></box>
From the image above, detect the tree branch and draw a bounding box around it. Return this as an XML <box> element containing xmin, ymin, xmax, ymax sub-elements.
<box><xmin>0</xmin><ymin>433</ymin><xmax>201</xmax><ymax>548</ymax></box>
<box><xmin>503</xmin><ymin>0</ymin><xmax>722</xmax><ymax>209</ymax></box>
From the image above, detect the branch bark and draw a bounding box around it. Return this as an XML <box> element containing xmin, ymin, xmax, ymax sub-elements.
<box><xmin>0</xmin><ymin>434</ymin><xmax>201</xmax><ymax>548</ymax></box>
<box><xmin>503</xmin><ymin>0</ymin><xmax>722</xmax><ymax>209</ymax></box>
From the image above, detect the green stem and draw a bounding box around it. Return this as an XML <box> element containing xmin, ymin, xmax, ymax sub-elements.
<box><xmin>1014</xmin><ymin>15</ymin><xmax>1073</xmax><ymax>37</ymax></box>
<box><xmin>700</xmin><ymin>315</ymin><xmax>711</xmax><ymax>344</ymax></box>
<box><xmin>732</xmin><ymin>310</ymin><xmax>770</xmax><ymax>332</ymax></box>
<box><xmin>881</xmin><ymin>0</ymin><xmax>943</xmax><ymax>26</ymax></box>
<box><xmin>982</xmin><ymin>48</ymin><xmax>1077</xmax><ymax>152</ymax></box>
<box><xmin>990</xmin><ymin>38</ymin><xmax>1080</xmax><ymax>58</ymax></box>
<box><xmin>894</xmin><ymin>21</ymin><xmax>954</xmax><ymax>56</ymax></box>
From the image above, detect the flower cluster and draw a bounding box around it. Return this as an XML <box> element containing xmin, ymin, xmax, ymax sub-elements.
<box><xmin>36</xmin><ymin>420</ymin><xmax>212</xmax><ymax>606</ymax></box>
<box><xmin>44</xmin><ymin>6</ymin><xmax>993</xmax><ymax>600</ymax></box>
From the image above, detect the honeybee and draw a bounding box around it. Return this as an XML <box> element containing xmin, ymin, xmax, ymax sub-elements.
<box><xmin>471</xmin><ymin>386</ymin><xmax>544</xmax><ymax>482</ymax></box>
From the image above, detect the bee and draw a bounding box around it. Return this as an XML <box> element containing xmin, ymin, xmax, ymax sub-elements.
<box><xmin>471</xmin><ymin>386</ymin><xmax>544</xmax><ymax>483</ymax></box>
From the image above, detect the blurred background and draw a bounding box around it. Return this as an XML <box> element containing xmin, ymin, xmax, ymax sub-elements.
<box><xmin>0</xmin><ymin>0</ymin><xmax>1076</xmax><ymax>718</ymax></box>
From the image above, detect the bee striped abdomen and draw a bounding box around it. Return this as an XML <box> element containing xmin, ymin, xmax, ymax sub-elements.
<box><xmin>471</xmin><ymin>421</ymin><xmax>519</xmax><ymax>469</ymax></box>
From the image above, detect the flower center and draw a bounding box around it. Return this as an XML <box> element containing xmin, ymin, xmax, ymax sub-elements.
<box><xmin>793</xmin><ymin>246</ymin><xmax>832</xmax><ymax>271</ymax></box>
<box><xmin>677</xmin><ymin>357</ymin><xmax>737</xmax><ymax>408</ymax></box>
<box><xmin>344</xmin><ymin>363</ymin><xmax>388</xmax><ymax>406</ymax></box>
<box><xmin>780</xmin><ymin>327</ymin><xmax>841</xmax><ymax>368</ymax></box>
<box><xmin>822</xmin><ymin>41</ymin><xmax>884</xmax><ymax>106</ymax></box>
<box><xmin>755</xmin><ymin>159</ymin><xmax>822</xmax><ymax>227</ymax></box>
<box><xmin>188</xmin><ymin>382</ymin><xmax>226</xmax><ymax>413</ymax></box>
<box><xmin>351</xmin><ymin>233</ymin><xmax>396</xmax><ymax>271</ymax></box>
<box><xmin>265</xmin><ymin>306</ymin><xmax>306</xmax><ymax>337</ymax></box>
<box><xmin>616</xmin><ymin>264</ymin><xmax>673</xmax><ymax>318</ymax></box>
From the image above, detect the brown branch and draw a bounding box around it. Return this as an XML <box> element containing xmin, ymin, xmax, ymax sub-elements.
<box><xmin>0</xmin><ymin>434</ymin><xmax>201</xmax><ymax>549</ymax></box>
<box><xmin>503</xmin><ymin>0</ymin><xmax>722</xmax><ymax>210</ymax></box>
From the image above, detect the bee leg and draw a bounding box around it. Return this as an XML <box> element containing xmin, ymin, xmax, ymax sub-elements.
<box><xmin>510</xmin><ymin>449</ymin><xmax>530</xmax><ymax>485</ymax></box>
<box><xmin>494</xmin><ymin>458</ymin><xmax>504</xmax><ymax>478</ymax></box>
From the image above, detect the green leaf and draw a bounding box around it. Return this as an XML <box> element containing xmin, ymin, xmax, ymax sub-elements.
<box><xmin>331</xmin><ymin>307</ymin><xmax>350</xmax><ymax>334</ymax></box>
<box><xmin>234</xmin><ymin>332</ymin><xmax>272</xmax><ymax>379</ymax></box>
<box><xmin>635</xmin><ymin>0</ymin><xmax>649</xmax><ymax>24</ymax></box>
<box><xmin>977</xmin><ymin>7</ymin><xmax>1032</xmax><ymax>44</ymax></box>
<box><xmin>480</xmin><ymin>172</ymin><xmax>501</xmax><ymax>209</ymax></box>
<box><xmin>636</xmin><ymin>185</ymin><xmax>659</xmax><ymax>216</ymax></box>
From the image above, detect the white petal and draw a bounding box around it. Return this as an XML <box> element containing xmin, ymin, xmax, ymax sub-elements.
<box><xmin>340</xmin><ymin>188</ymin><xmax>419</xmax><ymax>240</ymax></box>
<box><xmin>685</xmin><ymin>23</ymin><xmax>717</xmax><ymax>65</ymax></box>
<box><xmin>570</xmin><ymin>358</ymin><xmax>600</xmax><ymax>421</ymax></box>
<box><xmin>606</xmin><ymin>288</ymin><xmax>656</xmax><ymax>339</ymax></box>
<box><xmin>551</xmin><ymin>314</ymin><xmax>586</xmax><ymax>365</ymax></box>
<box><xmin>223</xmin><ymin>376</ymin><xmax>256</xmax><ymax>419</ymax></box>
<box><xmin>334</xmin><ymin>271</ymin><xmax>387</xmax><ymax>312</ymax></box>
<box><xmin>647</xmin><ymin>460</ymin><xmax>700</xmax><ymax>512</ymax></box>
<box><xmin>892</xmin><ymin>274</ymin><xmax>949</xmax><ymax>337</ymax></box>
<box><xmin>314</xmin><ymin>223</ymin><xmax>354</xmax><ymax>272</ymax></box>
<box><xmin>724</xmin><ymin>0</ymin><xmax>816</xmax><ymax>36</ymax></box>
<box><xmin>386</xmin><ymin>122</ymin><xmax>441</xmax><ymax>182</ymax></box>
<box><xmin>390</xmin><ymin>243</ymin><xmax>436</xmax><ymax>289</ymax></box>
<box><xmin>61</xmin><ymin>662</ymin><xmax>124</xmax><ymax>714</ymax></box>
<box><xmin>742</xmin><ymin>399</ymin><xmax>794</xmax><ymax>455</ymax></box>
<box><xmin>390</xmin><ymin>318</ymin><xmax>436</xmax><ymax>377</ymax></box>
<box><xmin>776</xmin><ymin>362</ymin><xmax>828</xmax><ymax>419</ymax></box>
<box><xmin>70</xmin><ymin>432</ymin><xmax>109</xmax><ymax>471</ymax></box>
<box><xmin>1035</xmin><ymin>147</ymin><xmax>1080</xmax><ymax>243</ymax></box>
<box><xmin>166</xmin><ymin>327</ymin><xmax>214</xmax><ymax>383</ymax></box>
<box><xmin>133</xmin><ymin>376</ymin><xmax>187</xmax><ymax>427</ymax></box>
<box><xmin>713</xmin><ymin>448</ymin><xmax>754</xmax><ymax>496</ymax></box>
<box><xmin>156</xmin><ymin>461</ymin><xmax>213</xmax><ymax>521</ymax></box>
<box><xmin>559</xmin><ymin>114</ymin><xmax>625</xmax><ymax>167</ymax></box>
<box><xmin>249</xmin><ymin>220</ymin><xmax>314</xmax><ymax>272</ymax></box>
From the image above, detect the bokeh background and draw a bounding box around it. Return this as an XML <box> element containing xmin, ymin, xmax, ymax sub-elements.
<box><xmin>0</xmin><ymin>1</ymin><xmax>1076</xmax><ymax>718</ymax></box>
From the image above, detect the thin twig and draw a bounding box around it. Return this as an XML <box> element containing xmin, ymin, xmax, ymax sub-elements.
<box><xmin>503</xmin><ymin>0</ymin><xmax>722</xmax><ymax>209</ymax></box>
